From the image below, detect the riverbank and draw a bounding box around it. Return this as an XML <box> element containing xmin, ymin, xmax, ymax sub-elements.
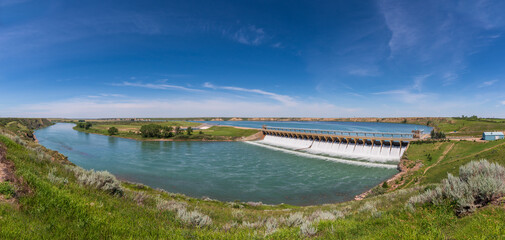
<box><xmin>72</xmin><ymin>123</ymin><xmax>261</xmax><ymax>142</ymax></box>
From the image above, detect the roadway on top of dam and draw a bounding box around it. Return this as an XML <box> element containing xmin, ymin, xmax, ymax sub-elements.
<box><xmin>261</xmin><ymin>126</ymin><xmax>418</xmax><ymax>143</ymax></box>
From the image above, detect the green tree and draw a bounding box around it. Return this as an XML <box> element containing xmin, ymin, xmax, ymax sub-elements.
<box><xmin>162</xmin><ymin>126</ymin><xmax>174</xmax><ymax>138</ymax></box>
<box><xmin>108</xmin><ymin>127</ymin><xmax>119</xmax><ymax>135</ymax></box>
<box><xmin>139</xmin><ymin>124</ymin><xmax>162</xmax><ymax>138</ymax></box>
<box><xmin>430</xmin><ymin>129</ymin><xmax>446</xmax><ymax>139</ymax></box>
<box><xmin>175</xmin><ymin>126</ymin><xmax>182</xmax><ymax>135</ymax></box>
<box><xmin>76</xmin><ymin>122</ymin><xmax>92</xmax><ymax>129</ymax></box>
<box><xmin>186</xmin><ymin>127</ymin><xmax>193</xmax><ymax>135</ymax></box>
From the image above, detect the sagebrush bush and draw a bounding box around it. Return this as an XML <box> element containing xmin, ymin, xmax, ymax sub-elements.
<box><xmin>156</xmin><ymin>198</ymin><xmax>187</xmax><ymax>212</ymax></box>
<box><xmin>286</xmin><ymin>212</ymin><xmax>305</xmax><ymax>227</ymax></box>
<box><xmin>67</xmin><ymin>166</ymin><xmax>124</xmax><ymax>196</ymax></box>
<box><xmin>176</xmin><ymin>209</ymin><xmax>212</xmax><ymax>227</ymax></box>
<box><xmin>241</xmin><ymin>221</ymin><xmax>262</xmax><ymax>229</ymax></box>
<box><xmin>300</xmin><ymin>220</ymin><xmax>317</xmax><ymax>237</ymax></box>
<box><xmin>47</xmin><ymin>168</ymin><xmax>68</xmax><ymax>185</ymax></box>
<box><xmin>309</xmin><ymin>211</ymin><xmax>336</xmax><ymax>221</ymax></box>
<box><xmin>407</xmin><ymin>160</ymin><xmax>505</xmax><ymax>215</ymax></box>
<box><xmin>265</xmin><ymin>217</ymin><xmax>278</xmax><ymax>235</ymax></box>
<box><xmin>358</xmin><ymin>201</ymin><xmax>377</xmax><ymax>213</ymax></box>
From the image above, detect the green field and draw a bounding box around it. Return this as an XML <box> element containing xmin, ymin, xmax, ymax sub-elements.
<box><xmin>395</xmin><ymin>139</ymin><xmax>505</xmax><ymax>189</ymax></box>
<box><xmin>71</xmin><ymin>121</ymin><xmax>259</xmax><ymax>141</ymax></box>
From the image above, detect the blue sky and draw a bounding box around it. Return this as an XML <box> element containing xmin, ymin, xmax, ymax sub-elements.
<box><xmin>1</xmin><ymin>0</ymin><xmax>505</xmax><ymax>118</ymax></box>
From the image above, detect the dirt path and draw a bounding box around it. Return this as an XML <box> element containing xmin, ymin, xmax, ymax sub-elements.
<box><xmin>423</xmin><ymin>142</ymin><xmax>455</xmax><ymax>175</ymax></box>
<box><xmin>0</xmin><ymin>144</ymin><xmax>7</xmax><ymax>182</ymax></box>
<box><xmin>445</xmin><ymin>141</ymin><xmax>505</xmax><ymax>165</ymax></box>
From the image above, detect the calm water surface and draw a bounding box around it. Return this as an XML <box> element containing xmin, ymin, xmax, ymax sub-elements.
<box><xmin>36</xmin><ymin>123</ymin><xmax>399</xmax><ymax>205</ymax></box>
<box><xmin>196</xmin><ymin>120</ymin><xmax>432</xmax><ymax>133</ymax></box>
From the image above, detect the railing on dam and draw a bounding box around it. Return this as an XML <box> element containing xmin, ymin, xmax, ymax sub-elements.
<box><xmin>262</xmin><ymin>126</ymin><xmax>416</xmax><ymax>139</ymax></box>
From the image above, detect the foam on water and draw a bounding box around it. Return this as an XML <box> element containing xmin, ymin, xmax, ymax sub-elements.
<box><xmin>258</xmin><ymin>135</ymin><xmax>405</xmax><ymax>163</ymax></box>
<box><xmin>245</xmin><ymin>141</ymin><xmax>398</xmax><ymax>169</ymax></box>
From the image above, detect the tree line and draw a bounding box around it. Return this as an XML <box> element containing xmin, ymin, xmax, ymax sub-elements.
<box><xmin>138</xmin><ymin>124</ymin><xmax>194</xmax><ymax>138</ymax></box>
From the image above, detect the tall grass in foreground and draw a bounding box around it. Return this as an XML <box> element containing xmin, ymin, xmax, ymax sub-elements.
<box><xmin>408</xmin><ymin>159</ymin><xmax>505</xmax><ymax>215</ymax></box>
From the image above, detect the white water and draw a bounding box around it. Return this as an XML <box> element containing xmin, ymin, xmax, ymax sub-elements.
<box><xmin>258</xmin><ymin>135</ymin><xmax>406</xmax><ymax>163</ymax></box>
<box><xmin>245</xmin><ymin>141</ymin><xmax>398</xmax><ymax>169</ymax></box>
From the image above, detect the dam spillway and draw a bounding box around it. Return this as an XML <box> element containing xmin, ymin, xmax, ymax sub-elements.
<box><xmin>257</xmin><ymin>126</ymin><xmax>419</xmax><ymax>163</ymax></box>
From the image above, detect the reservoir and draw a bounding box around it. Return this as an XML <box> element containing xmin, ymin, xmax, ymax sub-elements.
<box><xmin>35</xmin><ymin>122</ymin><xmax>425</xmax><ymax>205</ymax></box>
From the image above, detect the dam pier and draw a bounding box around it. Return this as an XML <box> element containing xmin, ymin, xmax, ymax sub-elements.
<box><xmin>258</xmin><ymin>126</ymin><xmax>422</xmax><ymax>162</ymax></box>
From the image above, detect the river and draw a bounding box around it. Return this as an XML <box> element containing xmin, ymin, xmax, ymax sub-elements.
<box><xmin>34</xmin><ymin>122</ymin><xmax>420</xmax><ymax>205</ymax></box>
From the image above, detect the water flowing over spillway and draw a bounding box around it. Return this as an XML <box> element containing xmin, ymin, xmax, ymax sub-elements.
<box><xmin>255</xmin><ymin>135</ymin><xmax>406</xmax><ymax>164</ymax></box>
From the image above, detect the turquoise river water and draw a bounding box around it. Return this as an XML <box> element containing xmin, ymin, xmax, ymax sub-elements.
<box><xmin>34</xmin><ymin>122</ymin><xmax>428</xmax><ymax>205</ymax></box>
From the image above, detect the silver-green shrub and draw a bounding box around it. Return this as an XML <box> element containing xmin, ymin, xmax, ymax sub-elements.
<box><xmin>47</xmin><ymin>168</ymin><xmax>68</xmax><ymax>185</ymax></box>
<box><xmin>407</xmin><ymin>160</ymin><xmax>505</xmax><ymax>214</ymax></box>
<box><xmin>67</xmin><ymin>166</ymin><xmax>124</xmax><ymax>196</ymax></box>
<box><xmin>176</xmin><ymin>209</ymin><xmax>212</xmax><ymax>227</ymax></box>
<box><xmin>300</xmin><ymin>220</ymin><xmax>317</xmax><ymax>237</ymax></box>
<box><xmin>286</xmin><ymin>212</ymin><xmax>305</xmax><ymax>227</ymax></box>
<box><xmin>265</xmin><ymin>217</ymin><xmax>278</xmax><ymax>235</ymax></box>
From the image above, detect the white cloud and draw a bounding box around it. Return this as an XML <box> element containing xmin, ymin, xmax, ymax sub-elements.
<box><xmin>229</xmin><ymin>25</ymin><xmax>266</xmax><ymax>46</ymax></box>
<box><xmin>412</xmin><ymin>74</ymin><xmax>431</xmax><ymax>91</ymax></box>
<box><xmin>501</xmin><ymin>100</ymin><xmax>505</xmax><ymax>105</ymax></box>
<box><xmin>479</xmin><ymin>79</ymin><xmax>498</xmax><ymax>88</ymax></box>
<box><xmin>117</xmin><ymin>81</ymin><xmax>202</xmax><ymax>92</ymax></box>
<box><xmin>379</xmin><ymin>0</ymin><xmax>420</xmax><ymax>56</ymax></box>
<box><xmin>374</xmin><ymin>90</ymin><xmax>430</xmax><ymax>103</ymax></box>
<box><xmin>87</xmin><ymin>93</ymin><xmax>126</xmax><ymax>98</ymax></box>
<box><xmin>2</xmin><ymin>97</ymin><xmax>360</xmax><ymax>118</ymax></box>
<box><xmin>442</xmin><ymin>72</ymin><xmax>457</xmax><ymax>86</ymax></box>
<box><xmin>347</xmin><ymin>67</ymin><xmax>380</xmax><ymax>77</ymax></box>
<box><xmin>203</xmin><ymin>82</ymin><xmax>296</xmax><ymax>105</ymax></box>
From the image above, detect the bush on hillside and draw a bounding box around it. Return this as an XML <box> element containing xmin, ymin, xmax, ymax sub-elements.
<box><xmin>176</xmin><ymin>209</ymin><xmax>212</xmax><ymax>227</ymax></box>
<box><xmin>67</xmin><ymin>166</ymin><xmax>124</xmax><ymax>196</ymax></box>
<box><xmin>407</xmin><ymin>159</ymin><xmax>505</xmax><ymax>215</ymax></box>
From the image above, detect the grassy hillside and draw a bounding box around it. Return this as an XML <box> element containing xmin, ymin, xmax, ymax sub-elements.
<box><xmin>1</xmin><ymin>121</ymin><xmax>505</xmax><ymax>238</ymax></box>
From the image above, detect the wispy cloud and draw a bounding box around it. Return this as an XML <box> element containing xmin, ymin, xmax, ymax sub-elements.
<box><xmin>116</xmin><ymin>81</ymin><xmax>202</xmax><ymax>92</ymax></box>
<box><xmin>479</xmin><ymin>79</ymin><xmax>498</xmax><ymax>88</ymax></box>
<box><xmin>204</xmin><ymin>82</ymin><xmax>295</xmax><ymax>105</ymax></box>
<box><xmin>347</xmin><ymin>67</ymin><xmax>380</xmax><ymax>77</ymax></box>
<box><xmin>413</xmin><ymin>74</ymin><xmax>431</xmax><ymax>91</ymax></box>
<box><xmin>374</xmin><ymin>90</ymin><xmax>429</xmax><ymax>103</ymax></box>
<box><xmin>373</xmin><ymin>74</ymin><xmax>432</xmax><ymax>103</ymax></box>
<box><xmin>442</xmin><ymin>72</ymin><xmax>457</xmax><ymax>86</ymax></box>
<box><xmin>501</xmin><ymin>100</ymin><xmax>505</xmax><ymax>105</ymax></box>
<box><xmin>379</xmin><ymin>1</ymin><xmax>419</xmax><ymax>56</ymax></box>
<box><xmin>228</xmin><ymin>25</ymin><xmax>267</xmax><ymax>46</ymax></box>
<box><xmin>87</xmin><ymin>93</ymin><xmax>126</xmax><ymax>98</ymax></box>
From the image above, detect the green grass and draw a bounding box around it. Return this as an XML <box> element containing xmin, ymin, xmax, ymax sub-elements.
<box><xmin>74</xmin><ymin>124</ymin><xmax>259</xmax><ymax>141</ymax></box>
<box><xmin>2</xmin><ymin>120</ymin><xmax>505</xmax><ymax>238</ymax></box>
<box><xmin>437</xmin><ymin>118</ymin><xmax>505</xmax><ymax>137</ymax></box>
<box><xmin>200</xmin><ymin>126</ymin><xmax>259</xmax><ymax>137</ymax></box>
<box><xmin>0</xmin><ymin>182</ymin><xmax>15</xmax><ymax>199</ymax></box>
<box><xmin>399</xmin><ymin>139</ymin><xmax>505</xmax><ymax>187</ymax></box>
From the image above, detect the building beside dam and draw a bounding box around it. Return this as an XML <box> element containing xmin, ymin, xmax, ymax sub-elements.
<box><xmin>259</xmin><ymin>126</ymin><xmax>420</xmax><ymax>162</ymax></box>
<box><xmin>482</xmin><ymin>132</ymin><xmax>504</xmax><ymax>141</ymax></box>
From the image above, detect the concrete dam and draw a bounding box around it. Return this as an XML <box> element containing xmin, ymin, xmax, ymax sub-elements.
<box><xmin>252</xmin><ymin>126</ymin><xmax>422</xmax><ymax>164</ymax></box>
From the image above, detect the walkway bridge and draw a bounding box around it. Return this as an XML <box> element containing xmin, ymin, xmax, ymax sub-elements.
<box><xmin>259</xmin><ymin>126</ymin><xmax>422</xmax><ymax>159</ymax></box>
